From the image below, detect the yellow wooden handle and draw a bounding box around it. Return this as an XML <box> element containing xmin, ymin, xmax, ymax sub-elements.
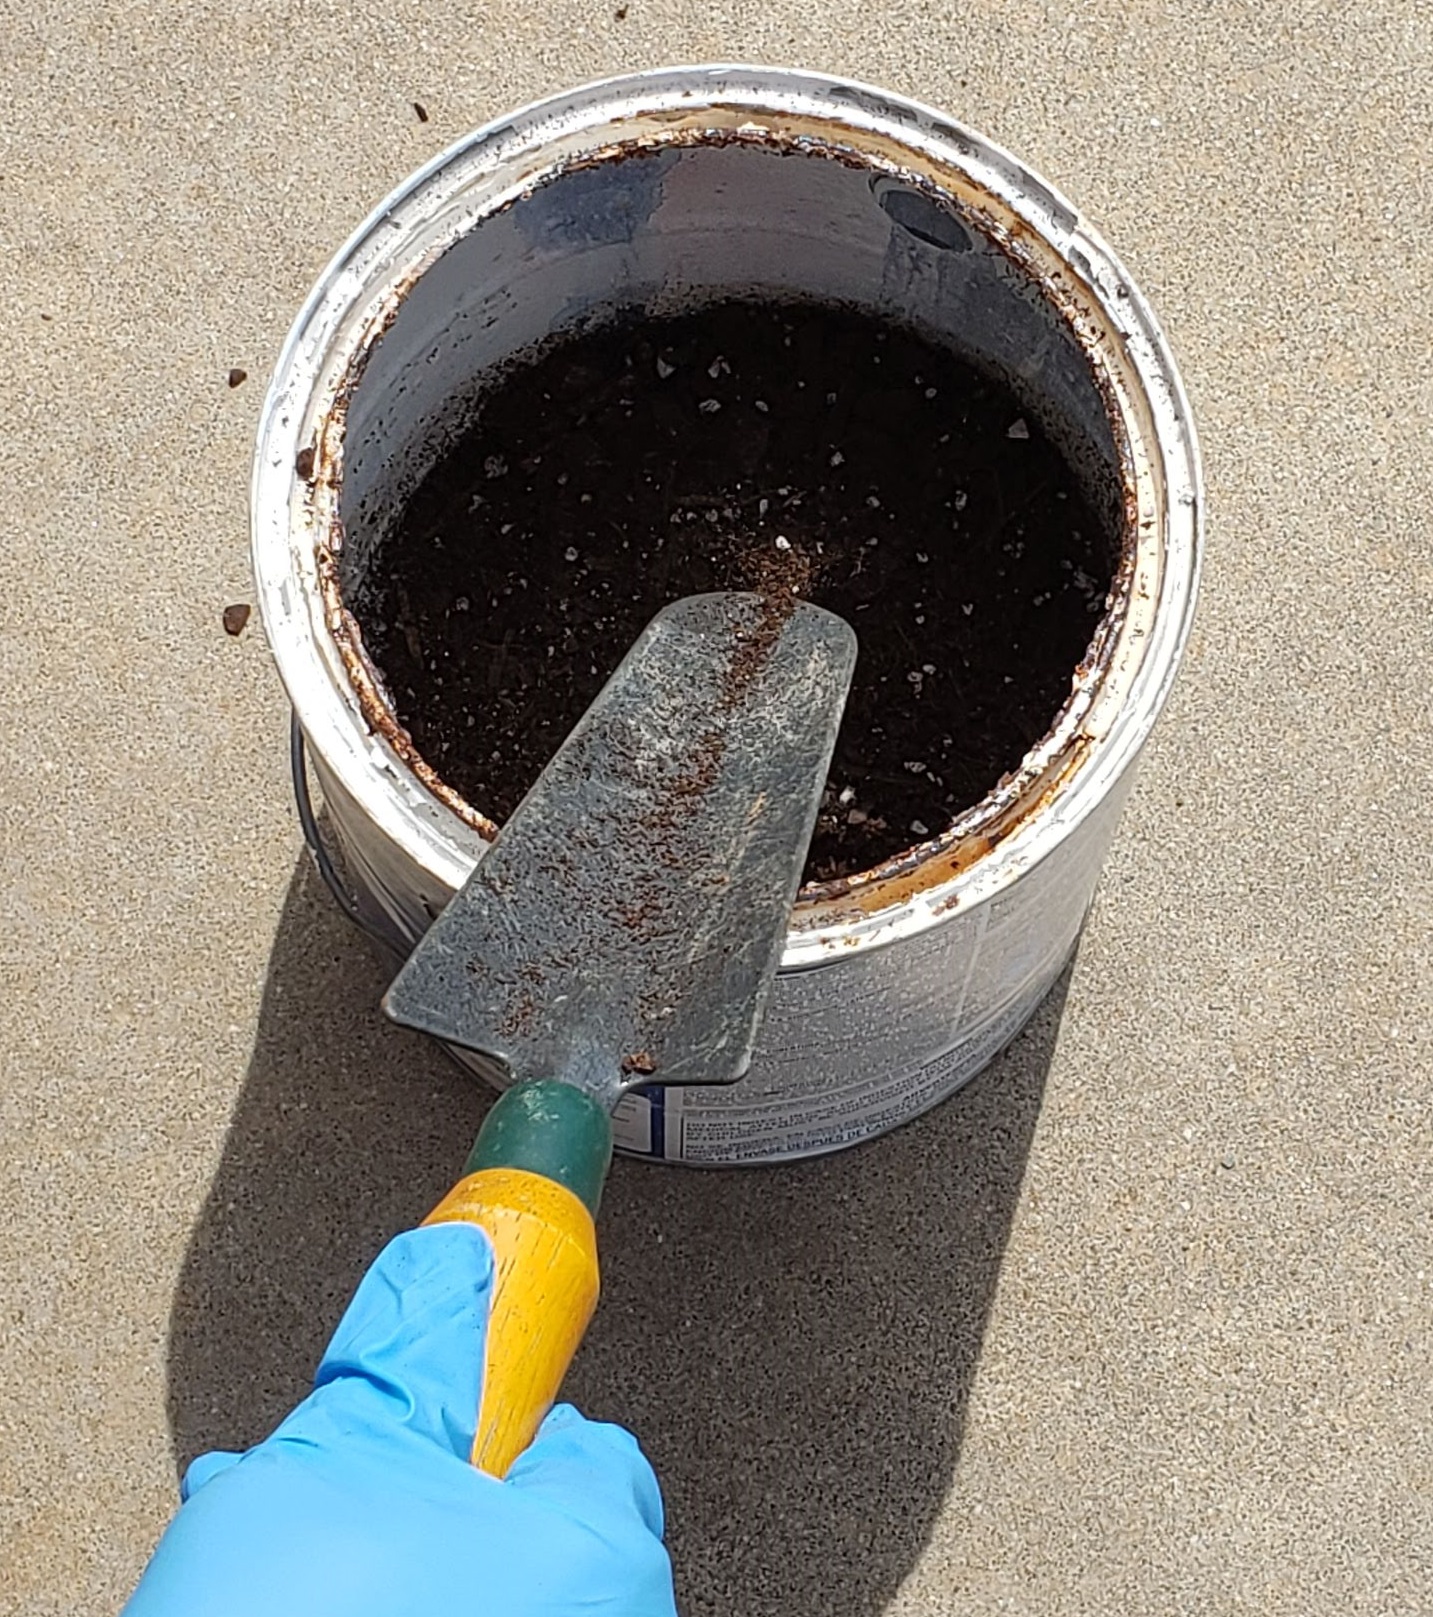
<box><xmin>423</xmin><ymin>1166</ymin><xmax>600</xmax><ymax>1477</ymax></box>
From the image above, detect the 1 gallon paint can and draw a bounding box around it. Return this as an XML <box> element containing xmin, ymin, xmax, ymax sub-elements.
<box><xmin>253</xmin><ymin>67</ymin><xmax>1201</xmax><ymax>1164</ymax></box>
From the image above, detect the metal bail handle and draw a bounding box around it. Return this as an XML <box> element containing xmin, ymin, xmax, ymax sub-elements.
<box><xmin>290</xmin><ymin>715</ymin><xmax>409</xmax><ymax>954</ymax></box>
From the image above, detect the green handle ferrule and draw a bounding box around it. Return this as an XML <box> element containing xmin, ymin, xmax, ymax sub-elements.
<box><xmin>463</xmin><ymin>1081</ymin><xmax>614</xmax><ymax>1216</ymax></box>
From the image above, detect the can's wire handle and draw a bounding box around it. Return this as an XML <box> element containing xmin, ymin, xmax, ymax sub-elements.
<box><xmin>290</xmin><ymin>714</ymin><xmax>409</xmax><ymax>954</ymax></box>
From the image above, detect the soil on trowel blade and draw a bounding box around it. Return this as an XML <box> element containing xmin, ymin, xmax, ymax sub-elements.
<box><xmin>356</xmin><ymin>299</ymin><xmax>1120</xmax><ymax>883</ymax></box>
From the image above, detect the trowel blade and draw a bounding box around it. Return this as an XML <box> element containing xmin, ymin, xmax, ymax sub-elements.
<box><xmin>383</xmin><ymin>592</ymin><xmax>856</xmax><ymax>1111</ymax></box>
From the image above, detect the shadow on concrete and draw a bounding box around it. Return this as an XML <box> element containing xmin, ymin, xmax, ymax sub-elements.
<box><xmin>169</xmin><ymin>854</ymin><xmax>1070</xmax><ymax>1617</ymax></box>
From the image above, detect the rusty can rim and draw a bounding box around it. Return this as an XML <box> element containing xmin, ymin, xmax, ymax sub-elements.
<box><xmin>252</xmin><ymin>66</ymin><xmax>1202</xmax><ymax>970</ymax></box>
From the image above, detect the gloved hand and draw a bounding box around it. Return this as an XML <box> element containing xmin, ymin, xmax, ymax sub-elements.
<box><xmin>124</xmin><ymin>1223</ymin><xmax>676</xmax><ymax>1616</ymax></box>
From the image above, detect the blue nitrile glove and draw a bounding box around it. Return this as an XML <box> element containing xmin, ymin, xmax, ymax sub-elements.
<box><xmin>125</xmin><ymin>1223</ymin><xmax>676</xmax><ymax>1617</ymax></box>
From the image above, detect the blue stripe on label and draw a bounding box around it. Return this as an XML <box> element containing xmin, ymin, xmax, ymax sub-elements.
<box><xmin>641</xmin><ymin>1084</ymin><xmax>665</xmax><ymax>1159</ymax></box>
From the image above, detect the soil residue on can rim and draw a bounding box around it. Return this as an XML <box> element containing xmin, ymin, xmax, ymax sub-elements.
<box><xmin>351</xmin><ymin>298</ymin><xmax>1122</xmax><ymax>884</ymax></box>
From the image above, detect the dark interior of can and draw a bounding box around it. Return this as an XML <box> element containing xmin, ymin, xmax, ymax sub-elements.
<box><xmin>333</xmin><ymin>137</ymin><xmax>1127</xmax><ymax>876</ymax></box>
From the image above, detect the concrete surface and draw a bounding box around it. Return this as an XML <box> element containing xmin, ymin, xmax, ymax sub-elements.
<box><xmin>2</xmin><ymin>5</ymin><xmax>1429</xmax><ymax>1614</ymax></box>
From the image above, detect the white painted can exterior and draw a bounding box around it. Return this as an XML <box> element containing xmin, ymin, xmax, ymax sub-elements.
<box><xmin>253</xmin><ymin>68</ymin><xmax>1202</xmax><ymax>1163</ymax></box>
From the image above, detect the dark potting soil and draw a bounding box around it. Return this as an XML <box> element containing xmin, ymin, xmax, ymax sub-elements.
<box><xmin>356</xmin><ymin>300</ymin><xmax>1120</xmax><ymax>883</ymax></box>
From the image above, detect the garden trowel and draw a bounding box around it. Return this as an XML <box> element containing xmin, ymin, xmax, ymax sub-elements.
<box><xmin>384</xmin><ymin>591</ymin><xmax>855</xmax><ymax>1476</ymax></box>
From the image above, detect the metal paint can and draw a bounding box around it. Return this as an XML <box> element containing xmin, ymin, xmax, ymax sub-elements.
<box><xmin>253</xmin><ymin>67</ymin><xmax>1201</xmax><ymax>1164</ymax></box>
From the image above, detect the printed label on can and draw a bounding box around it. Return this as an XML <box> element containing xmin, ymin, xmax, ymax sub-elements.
<box><xmin>660</xmin><ymin>988</ymin><xmax>1043</xmax><ymax>1163</ymax></box>
<box><xmin>611</xmin><ymin>1089</ymin><xmax>657</xmax><ymax>1155</ymax></box>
